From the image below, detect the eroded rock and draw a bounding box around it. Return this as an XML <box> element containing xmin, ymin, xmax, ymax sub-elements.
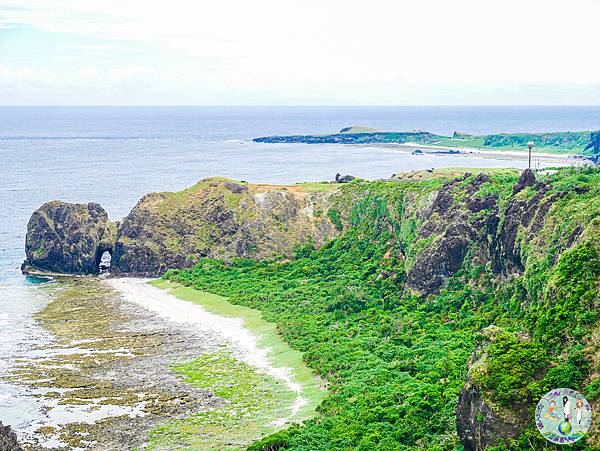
<box><xmin>335</xmin><ymin>173</ymin><xmax>356</xmax><ymax>183</ymax></box>
<box><xmin>0</xmin><ymin>422</ymin><xmax>21</xmax><ymax>451</ymax></box>
<box><xmin>22</xmin><ymin>201</ymin><xmax>115</xmax><ymax>275</ymax></box>
<box><xmin>406</xmin><ymin>173</ymin><xmax>499</xmax><ymax>294</ymax></box>
<box><xmin>513</xmin><ymin>168</ymin><xmax>536</xmax><ymax>194</ymax></box>
<box><xmin>111</xmin><ymin>179</ymin><xmax>342</xmax><ymax>276</ymax></box>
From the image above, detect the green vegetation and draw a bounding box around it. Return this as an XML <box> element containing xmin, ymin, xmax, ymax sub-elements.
<box><xmin>163</xmin><ymin>167</ymin><xmax>600</xmax><ymax>449</ymax></box>
<box><xmin>255</xmin><ymin>128</ymin><xmax>600</xmax><ymax>155</ymax></box>
<box><xmin>290</xmin><ymin>182</ymin><xmax>342</xmax><ymax>193</ymax></box>
<box><xmin>340</xmin><ymin>126</ymin><xmax>378</xmax><ymax>134</ymax></box>
<box><xmin>469</xmin><ymin>328</ymin><xmax>549</xmax><ymax>407</ymax></box>
<box><xmin>436</xmin><ymin>131</ymin><xmax>592</xmax><ymax>153</ymax></box>
<box><xmin>148</xmin><ymin>352</ymin><xmax>295</xmax><ymax>450</ymax></box>
<box><xmin>146</xmin><ymin>281</ymin><xmax>326</xmax><ymax>449</ymax></box>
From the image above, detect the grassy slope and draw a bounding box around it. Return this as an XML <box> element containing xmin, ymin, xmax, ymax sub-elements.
<box><xmin>164</xmin><ymin>167</ymin><xmax>600</xmax><ymax>450</ymax></box>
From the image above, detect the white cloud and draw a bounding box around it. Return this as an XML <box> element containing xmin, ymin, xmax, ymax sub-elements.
<box><xmin>0</xmin><ymin>0</ymin><xmax>599</xmax><ymax>104</ymax></box>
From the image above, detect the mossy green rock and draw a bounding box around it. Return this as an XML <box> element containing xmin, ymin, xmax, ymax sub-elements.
<box><xmin>456</xmin><ymin>327</ymin><xmax>537</xmax><ymax>450</ymax></box>
<box><xmin>111</xmin><ymin>178</ymin><xmax>342</xmax><ymax>275</ymax></box>
<box><xmin>22</xmin><ymin>201</ymin><xmax>115</xmax><ymax>275</ymax></box>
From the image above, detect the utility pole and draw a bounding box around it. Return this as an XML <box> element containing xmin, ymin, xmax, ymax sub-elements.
<box><xmin>527</xmin><ymin>141</ymin><xmax>534</xmax><ymax>169</ymax></box>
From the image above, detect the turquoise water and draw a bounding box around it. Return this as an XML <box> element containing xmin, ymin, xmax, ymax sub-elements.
<box><xmin>0</xmin><ymin>106</ymin><xmax>598</xmax><ymax>436</ymax></box>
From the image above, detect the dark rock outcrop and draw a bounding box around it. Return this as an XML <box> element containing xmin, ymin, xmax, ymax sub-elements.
<box><xmin>223</xmin><ymin>181</ymin><xmax>248</xmax><ymax>194</ymax></box>
<box><xmin>456</xmin><ymin>380</ymin><xmax>524</xmax><ymax>450</ymax></box>
<box><xmin>22</xmin><ymin>201</ymin><xmax>115</xmax><ymax>275</ymax></box>
<box><xmin>456</xmin><ymin>327</ymin><xmax>530</xmax><ymax>450</ymax></box>
<box><xmin>20</xmin><ymin>170</ymin><xmax>580</xmax><ymax>289</ymax></box>
<box><xmin>0</xmin><ymin>422</ymin><xmax>22</xmax><ymax>451</ymax></box>
<box><xmin>22</xmin><ymin>179</ymin><xmax>343</xmax><ymax>277</ymax></box>
<box><xmin>335</xmin><ymin>173</ymin><xmax>356</xmax><ymax>183</ymax></box>
<box><xmin>495</xmin><ymin>181</ymin><xmax>570</xmax><ymax>276</ymax></box>
<box><xmin>407</xmin><ymin>173</ymin><xmax>499</xmax><ymax>294</ymax></box>
<box><xmin>512</xmin><ymin>168</ymin><xmax>535</xmax><ymax>194</ymax></box>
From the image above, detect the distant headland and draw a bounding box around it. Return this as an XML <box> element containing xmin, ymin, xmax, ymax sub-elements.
<box><xmin>254</xmin><ymin>126</ymin><xmax>600</xmax><ymax>162</ymax></box>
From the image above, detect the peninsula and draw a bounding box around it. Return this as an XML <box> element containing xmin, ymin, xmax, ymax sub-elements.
<box><xmin>254</xmin><ymin>126</ymin><xmax>600</xmax><ymax>160</ymax></box>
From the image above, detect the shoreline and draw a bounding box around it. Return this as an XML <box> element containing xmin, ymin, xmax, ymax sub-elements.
<box><xmin>107</xmin><ymin>278</ymin><xmax>326</xmax><ymax>427</ymax></box>
<box><xmin>356</xmin><ymin>142</ymin><xmax>578</xmax><ymax>164</ymax></box>
<box><xmin>399</xmin><ymin>141</ymin><xmax>576</xmax><ymax>159</ymax></box>
<box><xmin>4</xmin><ymin>277</ymin><xmax>221</xmax><ymax>450</ymax></box>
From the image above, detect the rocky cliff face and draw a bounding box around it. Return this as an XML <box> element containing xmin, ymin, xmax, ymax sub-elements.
<box><xmin>22</xmin><ymin>201</ymin><xmax>115</xmax><ymax>275</ymax></box>
<box><xmin>112</xmin><ymin>179</ymin><xmax>341</xmax><ymax>276</ymax></box>
<box><xmin>584</xmin><ymin>130</ymin><xmax>600</xmax><ymax>154</ymax></box>
<box><xmin>21</xmin><ymin>169</ymin><xmax>599</xmax><ymax>448</ymax></box>
<box><xmin>23</xmin><ymin>179</ymin><xmax>342</xmax><ymax>277</ymax></box>
<box><xmin>406</xmin><ymin>173</ymin><xmax>500</xmax><ymax>294</ymax></box>
<box><xmin>21</xmin><ymin>171</ymin><xmax>583</xmax><ymax>284</ymax></box>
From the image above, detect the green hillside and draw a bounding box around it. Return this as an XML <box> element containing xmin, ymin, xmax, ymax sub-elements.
<box><xmin>164</xmin><ymin>167</ymin><xmax>600</xmax><ymax>450</ymax></box>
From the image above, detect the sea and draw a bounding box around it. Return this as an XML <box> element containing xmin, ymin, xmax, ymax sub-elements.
<box><xmin>1</xmin><ymin>105</ymin><xmax>599</xmax><ymax>438</ymax></box>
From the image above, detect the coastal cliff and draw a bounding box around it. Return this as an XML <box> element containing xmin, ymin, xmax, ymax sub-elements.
<box><xmin>163</xmin><ymin>167</ymin><xmax>599</xmax><ymax>450</ymax></box>
<box><xmin>112</xmin><ymin>179</ymin><xmax>341</xmax><ymax>275</ymax></box>
<box><xmin>22</xmin><ymin>167</ymin><xmax>600</xmax><ymax>449</ymax></box>
<box><xmin>23</xmin><ymin>178</ymin><xmax>343</xmax><ymax>276</ymax></box>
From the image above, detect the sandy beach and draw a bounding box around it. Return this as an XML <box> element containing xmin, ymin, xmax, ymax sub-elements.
<box><xmin>397</xmin><ymin>142</ymin><xmax>578</xmax><ymax>162</ymax></box>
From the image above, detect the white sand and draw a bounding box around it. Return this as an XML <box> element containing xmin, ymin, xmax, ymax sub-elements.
<box><xmin>105</xmin><ymin>277</ymin><xmax>306</xmax><ymax>425</ymax></box>
<box><xmin>399</xmin><ymin>142</ymin><xmax>575</xmax><ymax>160</ymax></box>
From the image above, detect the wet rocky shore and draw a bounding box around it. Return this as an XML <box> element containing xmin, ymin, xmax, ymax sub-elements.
<box><xmin>4</xmin><ymin>278</ymin><xmax>224</xmax><ymax>450</ymax></box>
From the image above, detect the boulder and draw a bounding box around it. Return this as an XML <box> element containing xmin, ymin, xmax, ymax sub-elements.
<box><xmin>513</xmin><ymin>169</ymin><xmax>536</xmax><ymax>194</ymax></box>
<box><xmin>0</xmin><ymin>422</ymin><xmax>22</xmax><ymax>451</ymax></box>
<box><xmin>22</xmin><ymin>201</ymin><xmax>115</xmax><ymax>275</ymax></box>
<box><xmin>335</xmin><ymin>173</ymin><xmax>356</xmax><ymax>183</ymax></box>
<box><xmin>223</xmin><ymin>182</ymin><xmax>248</xmax><ymax>194</ymax></box>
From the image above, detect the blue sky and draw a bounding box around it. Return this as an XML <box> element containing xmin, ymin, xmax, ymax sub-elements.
<box><xmin>0</xmin><ymin>0</ymin><xmax>599</xmax><ymax>105</ymax></box>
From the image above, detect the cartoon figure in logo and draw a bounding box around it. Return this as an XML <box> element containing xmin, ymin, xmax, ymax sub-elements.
<box><xmin>563</xmin><ymin>396</ymin><xmax>572</xmax><ymax>421</ymax></box>
<box><xmin>575</xmin><ymin>399</ymin><xmax>584</xmax><ymax>426</ymax></box>
<box><xmin>536</xmin><ymin>388</ymin><xmax>592</xmax><ymax>444</ymax></box>
<box><xmin>544</xmin><ymin>400</ymin><xmax>560</xmax><ymax>420</ymax></box>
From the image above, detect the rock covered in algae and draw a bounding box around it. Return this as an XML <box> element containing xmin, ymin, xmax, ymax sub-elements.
<box><xmin>22</xmin><ymin>201</ymin><xmax>115</xmax><ymax>275</ymax></box>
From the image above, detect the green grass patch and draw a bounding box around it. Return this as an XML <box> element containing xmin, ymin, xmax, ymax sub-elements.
<box><xmin>148</xmin><ymin>352</ymin><xmax>296</xmax><ymax>450</ymax></box>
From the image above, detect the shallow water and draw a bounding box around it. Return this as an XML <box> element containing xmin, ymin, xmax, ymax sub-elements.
<box><xmin>4</xmin><ymin>278</ymin><xmax>224</xmax><ymax>449</ymax></box>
